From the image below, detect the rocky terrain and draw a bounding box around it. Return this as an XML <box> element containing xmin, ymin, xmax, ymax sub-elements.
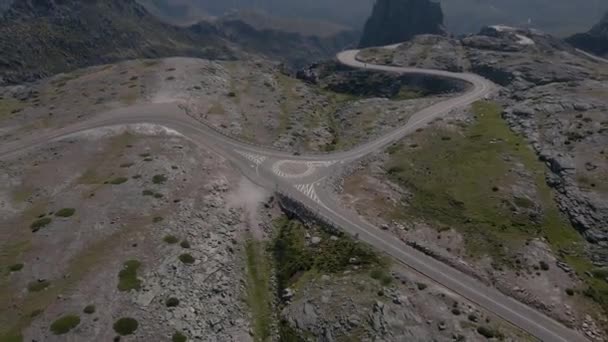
<box><xmin>359</xmin><ymin>0</ymin><xmax>445</xmax><ymax>48</ymax></box>
<box><xmin>0</xmin><ymin>123</ymin><xmax>262</xmax><ymax>341</ymax></box>
<box><xmin>0</xmin><ymin>60</ymin><xmax>535</xmax><ymax>342</ymax></box>
<box><xmin>0</xmin><ymin>25</ymin><xmax>550</xmax><ymax>340</ymax></box>
<box><xmin>568</xmin><ymin>11</ymin><xmax>608</xmax><ymax>58</ymax></box>
<box><xmin>271</xmin><ymin>216</ymin><xmax>530</xmax><ymax>341</ymax></box>
<box><xmin>4</xmin><ymin>1</ymin><xmax>608</xmax><ymax>340</ymax></box>
<box><xmin>350</xmin><ymin>27</ymin><xmax>608</xmax><ymax>339</ymax></box>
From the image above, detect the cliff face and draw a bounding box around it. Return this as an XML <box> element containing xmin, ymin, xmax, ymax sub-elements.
<box><xmin>359</xmin><ymin>0</ymin><xmax>444</xmax><ymax>48</ymax></box>
<box><xmin>567</xmin><ymin>12</ymin><xmax>608</xmax><ymax>57</ymax></box>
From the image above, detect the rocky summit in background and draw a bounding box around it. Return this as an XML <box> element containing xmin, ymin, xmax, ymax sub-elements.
<box><xmin>0</xmin><ymin>0</ymin><xmax>235</xmax><ymax>85</ymax></box>
<box><xmin>567</xmin><ymin>11</ymin><xmax>608</xmax><ymax>58</ymax></box>
<box><xmin>359</xmin><ymin>0</ymin><xmax>445</xmax><ymax>48</ymax></box>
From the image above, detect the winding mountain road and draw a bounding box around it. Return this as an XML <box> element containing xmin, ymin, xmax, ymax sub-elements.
<box><xmin>0</xmin><ymin>46</ymin><xmax>588</xmax><ymax>342</ymax></box>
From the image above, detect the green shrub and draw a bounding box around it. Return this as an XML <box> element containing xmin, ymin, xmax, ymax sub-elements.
<box><xmin>180</xmin><ymin>240</ymin><xmax>191</xmax><ymax>249</ymax></box>
<box><xmin>153</xmin><ymin>193</ymin><xmax>164</xmax><ymax>199</ymax></box>
<box><xmin>30</xmin><ymin>309</ymin><xmax>43</xmax><ymax>318</ymax></box>
<box><xmin>165</xmin><ymin>297</ymin><xmax>180</xmax><ymax>307</ymax></box>
<box><xmin>387</xmin><ymin>166</ymin><xmax>404</xmax><ymax>175</ymax></box>
<box><xmin>152</xmin><ymin>174</ymin><xmax>167</xmax><ymax>184</ymax></box>
<box><xmin>142</xmin><ymin>190</ymin><xmax>154</xmax><ymax>196</ymax></box>
<box><xmin>109</xmin><ymin>177</ymin><xmax>128</xmax><ymax>185</ymax></box>
<box><xmin>83</xmin><ymin>305</ymin><xmax>96</xmax><ymax>314</ymax></box>
<box><xmin>163</xmin><ymin>235</ymin><xmax>179</xmax><ymax>244</ymax></box>
<box><xmin>477</xmin><ymin>326</ymin><xmax>497</xmax><ymax>338</ymax></box>
<box><xmin>120</xmin><ymin>162</ymin><xmax>134</xmax><ymax>168</ymax></box>
<box><xmin>416</xmin><ymin>282</ymin><xmax>428</xmax><ymax>291</ymax></box>
<box><xmin>55</xmin><ymin>208</ymin><xmax>76</xmax><ymax>217</ymax></box>
<box><xmin>179</xmin><ymin>254</ymin><xmax>195</xmax><ymax>264</ymax></box>
<box><xmin>172</xmin><ymin>331</ymin><xmax>187</xmax><ymax>342</ymax></box>
<box><xmin>113</xmin><ymin>317</ymin><xmax>138</xmax><ymax>336</ymax></box>
<box><xmin>118</xmin><ymin>260</ymin><xmax>141</xmax><ymax>291</ymax></box>
<box><xmin>50</xmin><ymin>315</ymin><xmax>80</xmax><ymax>335</ymax></box>
<box><xmin>153</xmin><ymin>217</ymin><xmax>164</xmax><ymax>223</ymax></box>
<box><xmin>539</xmin><ymin>261</ymin><xmax>550</xmax><ymax>271</ymax></box>
<box><xmin>9</xmin><ymin>263</ymin><xmax>24</xmax><ymax>272</ymax></box>
<box><xmin>314</xmin><ymin>237</ymin><xmax>381</xmax><ymax>273</ymax></box>
<box><xmin>591</xmin><ymin>268</ymin><xmax>608</xmax><ymax>279</ymax></box>
<box><xmin>28</xmin><ymin>280</ymin><xmax>50</xmax><ymax>292</ymax></box>
<box><xmin>31</xmin><ymin>217</ymin><xmax>52</xmax><ymax>232</ymax></box>
<box><xmin>370</xmin><ymin>268</ymin><xmax>392</xmax><ymax>286</ymax></box>
<box><xmin>565</xmin><ymin>288</ymin><xmax>575</xmax><ymax>296</ymax></box>
<box><xmin>271</xmin><ymin>218</ymin><xmax>386</xmax><ymax>292</ymax></box>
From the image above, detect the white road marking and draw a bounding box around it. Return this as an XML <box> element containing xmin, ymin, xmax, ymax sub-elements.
<box><xmin>295</xmin><ymin>183</ymin><xmax>320</xmax><ymax>203</ymax></box>
<box><xmin>235</xmin><ymin>150</ymin><xmax>266</xmax><ymax>166</ymax></box>
<box><xmin>272</xmin><ymin>160</ymin><xmax>337</xmax><ymax>179</ymax></box>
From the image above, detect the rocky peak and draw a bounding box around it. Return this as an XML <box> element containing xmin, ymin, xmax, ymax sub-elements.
<box><xmin>359</xmin><ymin>0</ymin><xmax>445</xmax><ymax>48</ymax></box>
<box><xmin>567</xmin><ymin>11</ymin><xmax>608</xmax><ymax>57</ymax></box>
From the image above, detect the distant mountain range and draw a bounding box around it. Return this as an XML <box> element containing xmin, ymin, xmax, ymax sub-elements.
<box><xmin>0</xmin><ymin>0</ymin><xmax>360</xmax><ymax>85</ymax></box>
<box><xmin>135</xmin><ymin>0</ymin><xmax>608</xmax><ymax>36</ymax></box>
<box><xmin>0</xmin><ymin>0</ymin><xmax>234</xmax><ymax>85</ymax></box>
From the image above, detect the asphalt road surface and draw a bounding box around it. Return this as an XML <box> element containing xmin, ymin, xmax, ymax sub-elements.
<box><xmin>0</xmin><ymin>46</ymin><xmax>589</xmax><ymax>342</ymax></box>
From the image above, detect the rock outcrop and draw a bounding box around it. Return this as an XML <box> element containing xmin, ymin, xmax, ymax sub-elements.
<box><xmin>359</xmin><ymin>0</ymin><xmax>444</xmax><ymax>48</ymax></box>
<box><xmin>567</xmin><ymin>12</ymin><xmax>608</xmax><ymax>57</ymax></box>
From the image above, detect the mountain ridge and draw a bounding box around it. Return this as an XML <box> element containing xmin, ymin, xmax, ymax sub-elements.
<box><xmin>0</xmin><ymin>0</ymin><xmax>235</xmax><ymax>85</ymax></box>
<box><xmin>567</xmin><ymin>11</ymin><xmax>608</xmax><ymax>57</ymax></box>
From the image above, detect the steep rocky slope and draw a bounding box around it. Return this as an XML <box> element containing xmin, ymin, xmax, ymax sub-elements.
<box><xmin>568</xmin><ymin>12</ymin><xmax>608</xmax><ymax>57</ymax></box>
<box><xmin>359</xmin><ymin>0</ymin><xmax>445</xmax><ymax>48</ymax></box>
<box><xmin>0</xmin><ymin>0</ymin><xmax>235</xmax><ymax>85</ymax></box>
